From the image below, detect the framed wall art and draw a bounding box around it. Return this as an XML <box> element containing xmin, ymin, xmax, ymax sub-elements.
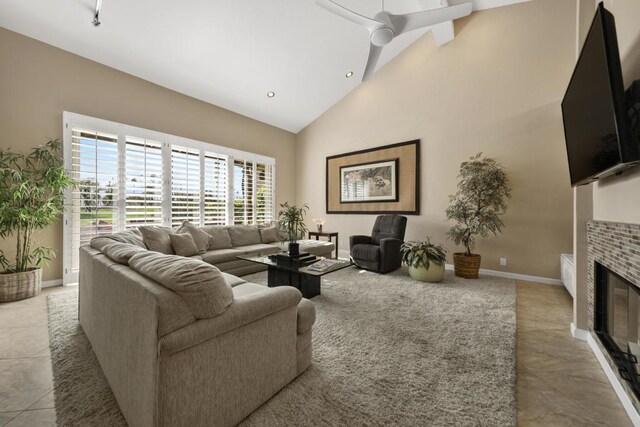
<box><xmin>326</xmin><ymin>140</ymin><xmax>420</xmax><ymax>214</ymax></box>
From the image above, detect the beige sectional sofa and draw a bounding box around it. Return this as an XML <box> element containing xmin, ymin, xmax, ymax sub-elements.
<box><xmin>79</xmin><ymin>224</ymin><xmax>319</xmax><ymax>427</ymax></box>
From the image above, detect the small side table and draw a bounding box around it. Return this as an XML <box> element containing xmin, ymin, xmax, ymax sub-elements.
<box><xmin>308</xmin><ymin>231</ymin><xmax>339</xmax><ymax>259</ymax></box>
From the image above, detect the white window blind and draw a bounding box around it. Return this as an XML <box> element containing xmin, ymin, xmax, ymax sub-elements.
<box><xmin>63</xmin><ymin>112</ymin><xmax>275</xmax><ymax>284</ymax></box>
<box><xmin>125</xmin><ymin>137</ymin><xmax>164</xmax><ymax>229</ymax></box>
<box><xmin>256</xmin><ymin>163</ymin><xmax>274</xmax><ymax>224</ymax></box>
<box><xmin>233</xmin><ymin>159</ymin><xmax>254</xmax><ymax>225</ymax></box>
<box><xmin>204</xmin><ymin>152</ymin><xmax>228</xmax><ymax>225</ymax></box>
<box><xmin>171</xmin><ymin>145</ymin><xmax>201</xmax><ymax>227</ymax></box>
<box><xmin>69</xmin><ymin>127</ymin><xmax>119</xmax><ymax>273</ymax></box>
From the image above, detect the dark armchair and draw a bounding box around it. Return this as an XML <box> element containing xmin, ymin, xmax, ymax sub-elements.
<box><xmin>349</xmin><ymin>215</ymin><xmax>408</xmax><ymax>273</ymax></box>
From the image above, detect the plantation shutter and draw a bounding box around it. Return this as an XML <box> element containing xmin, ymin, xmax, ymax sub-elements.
<box><xmin>233</xmin><ymin>159</ymin><xmax>254</xmax><ymax>225</ymax></box>
<box><xmin>171</xmin><ymin>145</ymin><xmax>201</xmax><ymax>227</ymax></box>
<box><xmin>68</xmin><ymin>127</ymin><xmax>120</xmax><ymax>275</ymax></box>
<box><xmin>203</xmin><ymin>152</ymin><xmax>228</xmax><ymax>225</ymax></box>
<box><xmin>124</xmin><ymin>137</ymin><xmax>164</xmax><ymax>229</ymax></box>
<box><xmin>256</xmin><ymin>163</ymin><xmax>274</xmax><ymax>224</ymax></box>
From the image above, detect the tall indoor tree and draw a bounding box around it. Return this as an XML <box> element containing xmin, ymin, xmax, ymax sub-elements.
<box><xmin>0</xmin><ymin>139</ymin><xmax>75</xmax><ymax>301</ymax></box>
<box><xmin>446</xmin><ymin>153</ymin><xmax>511</xmax><ymax>279</ymax></box>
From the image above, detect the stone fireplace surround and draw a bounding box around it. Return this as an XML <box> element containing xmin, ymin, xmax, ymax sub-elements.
<box><xmin>587</xmin><ymin>220</ymin><xmax>640</xmax><ymax>422</ymax></box>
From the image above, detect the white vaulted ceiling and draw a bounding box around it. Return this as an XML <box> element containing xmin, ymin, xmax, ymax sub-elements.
<box><xmin>0</xmin><ymin>0</ymin><xmax>531</xmax><ymax>132</ymax></box>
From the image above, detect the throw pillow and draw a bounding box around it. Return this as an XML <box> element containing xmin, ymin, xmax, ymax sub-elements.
<box><xmin>170</xmin><ymin>233</ymin><xmax>200</xmax><ymax>257</ymax></box>
<box><xmin>259</xmin><ymin>226</ymin><xmax>277</xmax><ymax>244</ymax></box>
<box><xmin>139</xmin><ymin>226</ymin><xmax>175</xmax><ymax>254</ymax></box>
<box><xmin>176</xmin><ymin>221</ymin><xmax>212</xmax><ymax>254</ymax></box>
<box><xmin>129</xmin><ymin>252</ymin><xmax>233</xmax><ymax>318</ymax></box>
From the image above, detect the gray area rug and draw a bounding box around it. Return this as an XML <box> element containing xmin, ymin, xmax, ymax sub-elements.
<box><xmin>47</xmin><ymin>267</ymin><xmax>516</xmax><ymax>426</ymax></box>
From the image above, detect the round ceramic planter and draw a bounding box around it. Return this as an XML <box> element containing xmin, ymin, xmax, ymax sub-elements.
<box><xmin>409</xmin><ymin>263</ymin><xmax>445</xmax><ymax>283</ymax></box>
<box><xmin>0</xmin><ymin>268</ymin><xmax>42</xmax><ymax>302</ymax></box>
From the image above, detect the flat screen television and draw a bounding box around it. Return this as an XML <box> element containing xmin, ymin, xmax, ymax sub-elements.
<box><xmin>561</xmin><ymin>2</ymin><xmax>639</xmax><ymax>187</ymax></box>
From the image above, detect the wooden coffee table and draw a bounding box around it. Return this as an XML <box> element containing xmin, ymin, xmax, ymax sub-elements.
<box><xmin>237</xmin><ymin>255</ymin><xmax>351</xmax><ymax>298</ymax></box>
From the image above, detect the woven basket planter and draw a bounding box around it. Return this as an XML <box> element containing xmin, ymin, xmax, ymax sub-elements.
<box><xmin>0</xmin><ymin>268</ymin><xmax>42</xmax><ymax>302</ymax></box>
<box><xmin>453</xmin><ymin>253</ymin><xmax>481</xmax><ymax>279</ymax></box>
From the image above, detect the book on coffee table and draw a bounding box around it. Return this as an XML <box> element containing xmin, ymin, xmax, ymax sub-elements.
<box><xmin>307</xmin><ymin>258</ymin><xmax>339</xmax><ymax>272</ymax></box>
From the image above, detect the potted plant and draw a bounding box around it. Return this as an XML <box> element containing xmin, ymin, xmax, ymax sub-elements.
<box><xmin>446</xmin><ymin>153</ymin><xmax>511</xmax><ymax>279</ymax></box>
<box><xmin>0</xmin><ymin>140</ymin><xmax>75</xmax><ymax>302</ymax></box>
<box><xmin>276</xmin><ymin>202</ymin><xmax>309</xmax><ymax>256</ymax></box>
<box><xmin>401</xmin><ymin>237</ymin><xmax>447</xmax><ymax>283</ymax></box>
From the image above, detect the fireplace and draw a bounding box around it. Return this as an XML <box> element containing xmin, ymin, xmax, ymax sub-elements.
<box><xmin>587</xmin><ymin>220</ymin><xmax>640</xmax><ymax>415</ymax></box>
<box><xmin>594</xmin><ymin>261</ymin><xmax>640</xmax><ymax>400</ymax></box>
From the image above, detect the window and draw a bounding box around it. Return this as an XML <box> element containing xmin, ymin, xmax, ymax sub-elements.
<box><xmin>125</xmin><ymin>137</ymin><xmax>164</xmax><ymax>228</ymax></box>
<box><xmin>203</xmin><ymin>152</ymin><xmax>228</xmax><ymax>225</ymax></box>
<box><xmin>63</xmin><ymin>112</ymin><xmax>275</xmax><ymax>284</ymax></box>
<box><xmin>171</xmin><ymin>145</ymin><xmax>201</xmax><ymax>227</ymax></box>
<box><xmin>233</xmin><ymin>159</ymin><xmax>254</xmax><ymax>225</ymax></box>
<box><xmin>68</xmin><ymin>128</ymin><xmax>119</xmax><ymax>273</ymax></box>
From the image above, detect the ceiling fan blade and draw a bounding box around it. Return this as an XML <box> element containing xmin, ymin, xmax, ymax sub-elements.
<box><xmin>316</xmin><ymin>0</ymin><xmax>382</xmax><ymax>30</ymax></box>
<box><xmin>362</xmin><ymin>43</ymin><xmax>383</xmax><ymax>82</ymax></box>
<box><xmin>388</xmin><ymin>2</ymin><xmax>472</xmax><ymax>35</ymax></box>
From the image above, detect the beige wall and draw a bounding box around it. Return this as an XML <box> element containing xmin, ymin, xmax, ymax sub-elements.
<box><xmin>592</xmin><ymin>0</ymin><xmax>640</xmax><ymax>223</ymax></box>
<box><xmin>295</xmin><ymin>0</ymin><xmax>576</xmax><ymax>279</ymax></box>
<box><xmin>0</xmin><ymin>27</ymin><xmax>296</xmax><ymax>281</ymax></box>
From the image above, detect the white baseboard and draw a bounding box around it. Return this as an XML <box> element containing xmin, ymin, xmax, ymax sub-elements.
<box><xmin>570</xmin><ymin>323</ymin><xmax>589</xmax><ymax>341</ymax></box>
<box><xmin>42</xmin><ymin>279</ymin><xmax>63</xmax><ymax>288</ymax></box>
<box><xmin>339</xmin><ymin>249</ymin><xmax>562</xmax><ymax>285</ymax></box>
<box><xmin>587</xmin><ymin>333</ymin><xmax>640</xmax><ymax>426</ymax></box>
<box><xmin>444</xmin><ymin>263</ymin><xmax>563</xmax><ymax>286</ymax></box>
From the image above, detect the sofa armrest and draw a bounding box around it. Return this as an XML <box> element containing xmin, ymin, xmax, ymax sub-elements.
<box><xmin>350</xmin><ymin>235</ymin><xmax>372</xmax><ymax>249</ymax></box>
<box><xmin>297</xmin><ymin>298</ymin><xmax>316</xmax><ymax>334</ymax></box>
<box><xmin>159</xmin><ymin>286</ymin><xmax>302</xmax><ymax>355</ymax></box>
<box><xmin>379</xmin><ymin>238</ymin><xmax>403</xmax><ymax>272</ymax></box>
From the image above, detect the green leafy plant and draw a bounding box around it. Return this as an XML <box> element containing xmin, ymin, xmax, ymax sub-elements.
<box><xmin>276</xmin><ymin>202</ymin><xmax>309</xmax><ymax>244</ymax></box>
<box><xmin>446</xmin><ymin>153</ymin><xmax>511</xmax><ymax>256</ymax></box>
<box><xmin>0</xmin><ymin>140</ymin><xmax>75</xmax><ymax>273</ymax></box>
<box><xmin>401</xmin><ymin>237</ymin><xmax>447</xmax><ymax>269</ymax></box>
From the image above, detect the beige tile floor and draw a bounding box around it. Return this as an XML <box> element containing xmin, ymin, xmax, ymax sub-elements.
<box><xmin>0</xmin><ymin>281</ymin><xmax>632</xmax><ymax>426</ymax></box>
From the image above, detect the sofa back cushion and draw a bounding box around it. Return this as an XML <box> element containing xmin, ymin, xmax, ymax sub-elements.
<box><xmin>101</xmin><ymin>242</ymin><xmax>148</xmax><ymax>265</ymax></box>
<box><xmin>90</xmin><ymin>230</ymin><xmax>146</xmax><ymax>252</ymax></box>
<box><xmin>259</xmin><ymin>227</ymin><xmax>277</xmax><ymax>244</ymax></box>
<box><xmin>228</xmin><ymin>225</ymin><xmax>261</xmax><ymax>247</ymax></box>
<box><xmin>139</xmin><ymin>226</ymin><xmax>175</xmax><ymax>254</ymax></box>
<box><xmin>129</xmin><ymin>252</ymin><xmax>233</xmax><ymax>318</ymax></box>
<box><xmin>200</xmin><ymin>226</ymin><xmax>233</xmax><ymax>250</ymax></box>
<box><xmin>176</xmin><ymin>221</ymin><xmax>211</xmax><ymax>254</ymax></box>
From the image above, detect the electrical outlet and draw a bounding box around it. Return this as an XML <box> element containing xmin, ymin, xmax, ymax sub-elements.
<box><xmin>500</xmin><ymin>257</ymin><xmax>508</xmax><ymax>267</ymax></box>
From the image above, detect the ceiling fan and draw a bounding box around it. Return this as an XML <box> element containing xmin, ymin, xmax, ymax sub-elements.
<box><xmin>316</xmin><ymin>0</ymin><xmax>473</xmax><ymax>81</ymax></box>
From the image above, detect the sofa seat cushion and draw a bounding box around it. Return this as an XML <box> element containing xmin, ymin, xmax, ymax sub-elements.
<box><xmin>129</xmin><ymin>252</ymin><xmax>233</xmax><ymax>319</ymax></box>
<box><xmin>101</xmin><ymin>242</ymin><xmax>148</xmax><ymax>265</ymax></box>
<box><xmin>176</xmin><ymin>221</ymin><xmax>212</xmax><ymax>254</ymax></box>
<box><xmin>222</xmin><ymin>272</ymin><xmax>246</xmax><ymax>288</ymax></box>
<box><xmin>232</xmin><ymin>282</ymin><xmax>267</xmax><ymax>298</ymax></box>
<box><xmin>297</xmin><ymin>240</ymin><xmax>335</xmax><ymax>257</ymax></box>
<box><xmin>200</xmin><ymin>226</ymin><xmax>233</xmax><ymax>250</ymax></box>
<box><xmin>351</xmin><ymin>244</ymin><xmax>380</xmax><ymax>262</ymax></box>
<box><xmin>201</xmin><ymin>249</ymin><xmax>246</xmax><ymax>265</ymax></box>
<box><xmin>139</xmin><ymin>226</ymin><xmax>175</xmax><ymax>254</ymax></box>
<box><xmin>228</xmin><ymin>225</ymin><xmax>262</xmax><ymax>247</ymax></box>
<box><xmin>235</xmin><ymin>244</ymin><xmax>281</xmax><ymax>256</ymax></box>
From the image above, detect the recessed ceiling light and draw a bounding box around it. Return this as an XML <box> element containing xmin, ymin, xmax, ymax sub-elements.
<box><xmin>345</xmin><ymin>71</ymin><xmax>354</xmax><ymax>78</ymax></box>
<box><xmin>267</xmin><ymin>91</ymin><xmax>275</xmax><ymax>98</ymax></box>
